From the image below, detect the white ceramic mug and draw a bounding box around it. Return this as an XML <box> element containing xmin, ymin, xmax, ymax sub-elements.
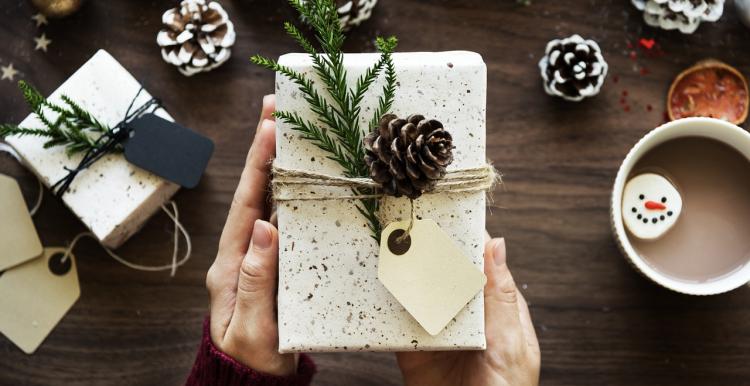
<box><xmin>611</xmin><ymin>117</ymin><xmax>750</xmax><ymax>295</ymax></box>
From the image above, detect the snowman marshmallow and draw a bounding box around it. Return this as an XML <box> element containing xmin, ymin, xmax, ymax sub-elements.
<box><xmin>622</xmin><ymin>173</ymin><xmax>683</xmax><ymax>240</ymax></box>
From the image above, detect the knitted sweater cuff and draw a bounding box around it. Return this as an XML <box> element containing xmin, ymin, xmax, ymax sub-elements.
<box><xmin>185</xmin><ymin>318</ymin><xmax>315</xmax><ymax>386</ymax></box>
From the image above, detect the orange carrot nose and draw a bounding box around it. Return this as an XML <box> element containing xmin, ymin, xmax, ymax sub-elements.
<box><xmin>645</xmin><ymin>201</ymin><xmax>666</xmax><ymax>210</ymax></box>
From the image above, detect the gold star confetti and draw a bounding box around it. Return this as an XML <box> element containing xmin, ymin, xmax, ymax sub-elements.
<box><xmin>1</xmin><ymin>63</ymin><xmax>19</xmax><ymax>81</ymax></box>
<box><xmin>31</xmin><ymin>13</ymin><xmax>48</xmax><ymax>27</ymax></box>
<box><xmin>34</xmin><ymin>33</ymin><xmax>52</xmax><ymax>52</ymax></box>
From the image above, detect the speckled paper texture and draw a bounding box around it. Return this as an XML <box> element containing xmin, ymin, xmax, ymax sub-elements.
<box><xmin>5</xmin><ymin>50</ymin><xmax>179</xmax><ymax>249</ymax></box>
<box><xmin>275</xmin><ymin>51</ymin><xmax>487</xmax><ymax>352</ymax></box>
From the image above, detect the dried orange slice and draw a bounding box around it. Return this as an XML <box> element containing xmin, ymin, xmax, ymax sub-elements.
<box><xmin>668</xmin><ymin>59</ymin><xmax>749</xmax><ymax>125</ymax></box>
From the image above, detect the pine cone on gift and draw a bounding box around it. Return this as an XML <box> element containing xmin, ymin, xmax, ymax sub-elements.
<box><xmin>538</xmin><ymin>34</ymin><xmax>608</xmax><ymax>102</ymax></box>
<box><xmin>363</xmin><ymin>114</ymin><xmax>454</xmax><ymax>200</ymax></box>
<box><xmin>632</xmin><ymin>0</ymin><xmax>725</xmax><ymax>34</ymax></box>
<box><xmin>301</xmin><ymin>0</ymin><xmax>378</xmax><ymax>31</ymax></box>
<box><xmin>157</xmin><ymin>0</ymin><xmax>236</xmax><ymax>76</ymax></box>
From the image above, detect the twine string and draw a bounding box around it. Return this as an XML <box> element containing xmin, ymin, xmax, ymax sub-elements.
<box><xmin>271</xmin><ymin>163</ymin><xmax>499</xmax><ymax>202</ymax></box>
<box><xmin>50</xmin><ymin>87</ymin><xmax>162</xmax><ymax>198</ymax></box>
<box><xmin>272</xmin><ymin>162</ymin><xmax>500</xmax><ymax>241</ymax></box>
<box><xmin>60</xmin><ymin>200</ymin><xmax>192</xmax><ymax>276</ymax></box>
<box><xmin>396</xmin><ymin>198</ymin><xmax>415</xmax><ymax>244</ymax></box>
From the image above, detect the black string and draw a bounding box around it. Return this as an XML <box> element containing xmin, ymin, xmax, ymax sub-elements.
<box><xmin>50</xmin><ymin>87</ymin><xmax>162</xmax><ymax>198</ymax></box>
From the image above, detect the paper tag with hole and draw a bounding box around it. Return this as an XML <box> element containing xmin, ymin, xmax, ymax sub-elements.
<box><xmin>0</xmin><ymin>174</ymin><xmax>43</xmax><ymax>272</ymax></box>
<box><xmin>0</xmin><ymin>248</ymin><xmax>80</xmax><ymax>354</ymax></box>
<box><xmin>378</xmin><ymin>219</ymin><xmax>486</xmax><ymax>336</ymax></box>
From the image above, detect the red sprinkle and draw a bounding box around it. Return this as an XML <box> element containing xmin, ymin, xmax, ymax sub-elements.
<box><xmin>622</xmin><ymin>90</ymin><xmax>629</xmax><ymax>97</ymax></box>
<box><xmin>627</xmin><ymin>41</ymin><xmax>634</xmax><ymax>49</ymax></box>
<box><xmin>629</xmin><ymin>51</ymin><xmax>638</xmax><ymax>60</ymax></box>
<box><xmin>613</xmin><ymin>75</ymin><xmax>620</xmax><ymax>83</ymax></box>
<box><xmin>624</xmin><ymin>105</ymin><xmax>631</xmax><ymax>112</ymax></box>
<box><xmin>639</xmin><ymin>38</ymin><xmax>656</xmax><ymax>50</ymax></box>
<box><xmin>646</xmin><ymin>104</ymin><xmax>653</xmax><ymax>112</ymax></box>
<box><xmin>639</xmin><ymin>67</ymin><xmax>650</xmax><ymax>76</ymax></box>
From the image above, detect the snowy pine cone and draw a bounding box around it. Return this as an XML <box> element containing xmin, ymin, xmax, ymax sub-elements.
<box><xmin>157</xmin><ymin>0</ymin><xmax>236</xmax><ymax>76</ymax></box>
<box><xmin>301</xmin><ymin>0</ymin><xmax>378</xmax><ymax>31</ymax></box>
<box><xmin>538</xmin><ymin>35</ymin><xmax>608</xmax><ymax>102</ymax></box>
<box><xmin>631</xmin><ymin>0</ymin><xmax>725</xmax><ymax>34</ymax></box>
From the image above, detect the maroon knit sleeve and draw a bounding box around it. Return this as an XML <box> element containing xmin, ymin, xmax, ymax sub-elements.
<box><xmin>185</xmin><ymin>318</ymin><xmax>316</xmax><ymax>386</ymax></box>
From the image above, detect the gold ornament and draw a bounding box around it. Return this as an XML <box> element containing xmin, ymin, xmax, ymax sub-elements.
<box><xmin>29</xmin><ymin>0</ymin><xmax>84</xmax><ymax>18</ymax></box>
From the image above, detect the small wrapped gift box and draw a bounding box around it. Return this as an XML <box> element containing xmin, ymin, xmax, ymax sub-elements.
<box><xmin>275</xmin><ymin>51</ymin><xmax>487</xmax><ymax>352</ymax></box>
<box><xmin>5</xmin><ymin>50</ymin><xmax>179</xmax><ymax>249</ymax></box>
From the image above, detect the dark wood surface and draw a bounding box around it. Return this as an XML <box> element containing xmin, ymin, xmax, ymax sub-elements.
<box><xmin>2</xmin><ymin>1</ymin><xmax>750</xmax><ymax>385</ymax></box>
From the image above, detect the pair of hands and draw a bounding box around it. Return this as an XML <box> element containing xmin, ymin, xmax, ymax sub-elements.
<box><xmin>205</xmin><ymin>95</ymin><xmax>541</xmax><ymax>385</ymax></box>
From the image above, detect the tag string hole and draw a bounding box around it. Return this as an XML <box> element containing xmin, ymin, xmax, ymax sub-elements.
<box><xmin>388</xmin><ymin>229</ymin><xmax>411</xmax><ymax>255</ymax></box>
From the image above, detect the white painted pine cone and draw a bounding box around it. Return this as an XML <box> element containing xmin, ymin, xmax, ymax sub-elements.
<box><xmin>538</xmin><ymin>34</ymin><xmax>608</xmax><ymax>102</ymax></box>
<box><xmin>631</xmin><ymin>0</ymin><xmax>724</xmax><ymax>34</ymax></box>
<box><xmin>157</xmin><ymin>0</ymin><xmax>236</xmax><ymax>76</ymax></box>
<box><xmin>300</xmin><ymin>0</ymin><xmax>378</xmax><ymax>31</ymax></box>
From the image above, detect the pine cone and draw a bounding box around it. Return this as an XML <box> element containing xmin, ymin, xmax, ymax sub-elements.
<box><xmin>538</xmin><ymin>34</ymin><xmax>608</xmax><ymax>102</ymax></box>
<box><xmin>363</xmin><ymin>114</ymin><xmax>454</xmax><ymax>199</ymax></box>
<box><xmin>157</xmin><ymin>0</ymin><xmax>236</xmax><ymax>76</ymax></box>
<box><xmin>301</xmin><ymin>0</ymin><xmax>378</xmax><ymax>31</ymax></box>
<box><xmin>632</xmin><ymin>0</ymin><xmax>724</xmax><ymax>34</ymax></box>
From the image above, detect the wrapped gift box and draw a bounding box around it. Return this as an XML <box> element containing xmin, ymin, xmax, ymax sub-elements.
<box><xmin>5</xmin><ymin>50</ymin><xmax>180</xmax><ymax>249</ymax></box>
<box><xmin>275</xmin><ymin>51</ymin><xmax>487</xmax><ymax>352</ymax></box>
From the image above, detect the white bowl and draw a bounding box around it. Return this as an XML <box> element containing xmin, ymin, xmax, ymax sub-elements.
<box><xmin>611</xmin><ymin>117</ymin><xmax>750</xmax><ymax>295</ymax></box>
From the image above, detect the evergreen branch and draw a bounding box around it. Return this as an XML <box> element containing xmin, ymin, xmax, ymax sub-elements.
<box><xmin>61</xmin><ymin>95</ymin><xmax>108</xmax><ymax>133</ymax></box>
<box><xmin>1</xmin><ymin>80</ymin><xmax>111</xmax><ymax>156</ymax></box>
<box><xmin>369</xmin><ymin>47</ymin><xmax>397</xmax><ymax>132</ymax></box>
<box><xmin>253</xmin><ymin>0</ymin><xmax>399</xmax><ymax>241</ymax></box>
<box><xmin>273</xmin><ymin>110</ymin><xmax>357</xmax><ymax>176</ymax></box>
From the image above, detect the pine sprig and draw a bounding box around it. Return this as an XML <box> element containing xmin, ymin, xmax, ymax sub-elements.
<box><xmin>1</xmin><ymin>80</ymin><xmax>112</xmax><ymax>156</ymax></box>
<box><xmin>252</xmin><ymin>0</ymin><xmax>398</xmax><ymax>240</ymax></box>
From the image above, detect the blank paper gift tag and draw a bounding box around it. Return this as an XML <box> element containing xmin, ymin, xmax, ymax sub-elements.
<box><xmin>378</xmin><ymin>219</ymin><xmax>487</xmax><ymax>336</ymax></box>
<box><xmin>0</xmin><ymin>248</ymin><xmax>80</xmax><ymax>354</ymax></box>
<box><xmin>124</xmin><ymin>113</ymin><xmax>214</xmax><ymax>188</ymax></box>
<box><xmin>0</xmin><ymin>174</ymin><xmax>43</xmax><ymax>272</ymax></box>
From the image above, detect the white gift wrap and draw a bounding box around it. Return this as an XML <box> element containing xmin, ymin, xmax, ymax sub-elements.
<box><xmin>5</xmin><ymin>50</ymin><xmax>179</xmax><ymax>249</ymax></box>
<box><xmin>275</xmin><ymin>51</ymin><xmax>487</xmax><ymax>352</ymax></box>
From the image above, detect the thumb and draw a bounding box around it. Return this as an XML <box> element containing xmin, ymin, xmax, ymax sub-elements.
<box><xmin>235</xmin><ymin>220</ymin><xmax>279</xmax><ymax>322</ymax></box>
<box><xmin>484</xmin><ymin>238</ymin><xmax>524</xmax><ymax>346</ymax></box>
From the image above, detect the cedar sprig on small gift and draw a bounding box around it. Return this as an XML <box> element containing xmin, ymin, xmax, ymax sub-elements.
<box><xmin>0</xmin><ymin>81</ymin><xmax>109</xmax><ymax>155</ymax></box>
<box><xmin>252</xmin><ymin>0</ymin><xmax>397</xmax><ymax>239</ymax></box>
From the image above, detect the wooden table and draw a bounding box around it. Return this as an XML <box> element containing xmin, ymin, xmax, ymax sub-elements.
<box><xmin>2</xmin><ymin>1</ymin><xmax>750</xmax><ymax>385</ymax></box>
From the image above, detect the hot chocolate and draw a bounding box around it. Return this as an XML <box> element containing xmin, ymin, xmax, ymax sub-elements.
<box><xmin>628</xmin><ymin>136</ymin><xmax>750</xmax><ymax>282</ymax></box>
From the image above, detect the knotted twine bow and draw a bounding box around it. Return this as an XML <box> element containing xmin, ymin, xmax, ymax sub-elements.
<box><xmin>50</xmin><ymin>87</ymin><xmax>162</xmax><ymax>198</ymax></box>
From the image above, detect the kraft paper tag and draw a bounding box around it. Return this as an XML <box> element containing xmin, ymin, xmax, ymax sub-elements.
<box><xmin>0</xmin><ymin>248</ymin><xmax>80</xmax><ymax>354</ymax></box>
<box><xmin>124</xmin><ymin>113</ymin><xmax>214</xmax><ymax>188</ymax></box>
<box><xmin>378</xmin><ymin>219</ymin><xmax>487</xmax><ymax>336</ymax></box>
<box><xmin>0</xmin><ymin>174</ymin><xmax>43</xmax><ymax>272</ymax></box>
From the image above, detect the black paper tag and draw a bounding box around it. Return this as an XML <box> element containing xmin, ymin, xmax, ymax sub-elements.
<box><xmin>123</xmin><ymin>113</ymin><xmax>214</xmax><ymax>188</ymax></box>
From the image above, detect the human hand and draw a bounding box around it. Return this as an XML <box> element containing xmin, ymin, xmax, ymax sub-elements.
<box><xmin>396</xmin><ymin>235</ymin><xmax>540</xmax><ymax>386</ymax></box>
<box><xmin>204</xmin><ymin>95</ymin><xmax>297</xmax><ymax>376</ymax></box>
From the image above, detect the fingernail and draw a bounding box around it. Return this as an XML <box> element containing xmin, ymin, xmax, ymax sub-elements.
<box><xmin>493</xmin><ymin>238</ymin><xmax>506</xmax><ymax>266</ymax></box>
<box><xmin>263</xmin><ymin>94</ymin><xmax>272</xmax><ymax>105</ymax></box>
<box><xmin>261</xmin><ymin>119</ymin><xmax>275</xmax><ymax>130</ymax></box>
<box><xmin>252</xmin><ymin>220</ymin><xmax>273</xmax><ymax>250</ymax></box>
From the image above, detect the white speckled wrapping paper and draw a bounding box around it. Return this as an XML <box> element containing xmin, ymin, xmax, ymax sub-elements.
<box><xmin>275</xmin><ymin>51</ymin><xmax>487</xmax><ymax>352</ymax></box>
<box><xmin>5</xmin><ymin>50</ymin><xmax>180</xmax><ymax>249</ymax></box>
